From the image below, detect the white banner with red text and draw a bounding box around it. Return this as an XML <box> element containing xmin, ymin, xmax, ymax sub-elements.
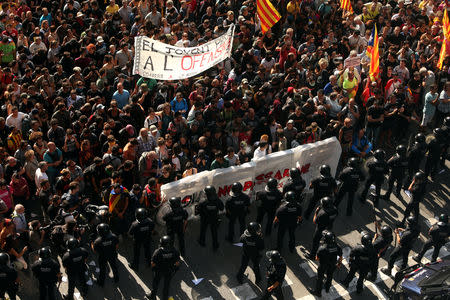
<box><xmin>133</xmin><ymin>25</ymin><xmax>235</xmax><ymax>80</ymax></box>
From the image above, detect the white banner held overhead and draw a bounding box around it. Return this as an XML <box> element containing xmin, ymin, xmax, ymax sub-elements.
<box><xmin>133</xmin><ymin>25</ymin><xmax>234</xmax><ymax>80</ymax></box>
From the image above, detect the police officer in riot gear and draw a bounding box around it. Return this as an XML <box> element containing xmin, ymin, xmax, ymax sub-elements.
<box><xmin>92</xmin><ymin>223</ymin><xmax>119</xmax><ymax>286</ymax></box>
<box><xmin>236</xmin><ymin>222</ymin><xmax>265</xmax><ymax>284</ymax></box>
<box><xmin>256</xmin><ymin>178</ymin><xmax>283</xmax><ymax>235</ymax></box>
<box><xmin>383</xmin><ymin>145</ymin><xmax>408</xmax><ymax>201</ymax></box>
<box><xmin>309</xmin><ymin>231</ymin><xmax>342</xmax><ymax>297</ymax></box>
<box><xmin>341</xmin><ymin>234</ymin><xmax>377</xmax><ymax>294</ymax></box>
<box><xmin>335</xmin><ymin>158</ymin><xmax>365</xmax><ymax>216</ymax></box>
<box><xmin>163</xmin><ymin>197</ymin><xmax>188</xmax><ymax>256</ymax></box>
<box><xmin>403</xmin><ymin>133</ymin><xmax>427</xmax><ymax>189</ymax></box>
<box><xmin>31</xmin><ymin>247</ymin><xmax>61</xmax><ymax>300</ymax></box>
<box><xmin>360</xmin><ymin>149</ymin><xmax>389</xmax><ymax>207</ymax></box>
<box><xmin>400</xmin><ymin>171</ymin><xmax>427</xmax><ymax>225</ymax></box>
<box><xmin>305</xmin><ymin>164</ymin><xmax>337</xmax><ymax>219</ymax></box>
<box><xmin>262</xmin><ymin>250</ymin><xmax>287</xmax><ymax>300</ymax></box>
<box><xmin>128</xmin><ymin>208</ymin><xmax>155</xmax><ymax>270</ymax></box>
<box><xmin>274</xmin><ymin>191</ymin><xmax>302</xmax><ymax>252</ymax></box>
<box><xmin>413</xmin><ymin>214</ymin><xmax>449</xmax><ymax>263</ymax></box>
<box><xmin>367</xmin><ymin>223</ymin><xmax>393</xmax><ymax>281</ymax></box>
<box><xmin>307</xmin><ymin>197</ymin><xmax>338</xmax><ymax>260</ymax></box>
<box><xmin>440</xmin><ymin>116</ymin><xmax>450</xmax><ymax>166</ymax></box>
<box><xmin>146</xmin><ymin>235</ymin><xmax>181</xmax><ymax>300</ymax></box>
<box><xmin>425</xmin><ymin>128</ymin><xmax>446</xmax><ymax>179</ymax></box>
<box><xmin>382</xmin><ymin>216</ymin><xmax>420</xmax><ymax>275</ymax></box>
<box><xmin>226</xmin><ymin>182</ymin><xmax>251</xmax><ymax>243</ymax></box>
<box><xmin>197</xmin><ymin>186</ymin><xmax>224</xmax><ymax>250</ymax></box>
<box><xmin>282</xmin><ymin>167</ymin><xmax>306</xmax><ymax>202</ymax></box>
<box><xmin>62</xmin><ymin>238</ymin><xmax>89</xmax><ymax>300</ymax></box>
<box><xmin>0</xmin><ymin>252</ymin><xmax>18</xmax><ymax>300</ymax></box>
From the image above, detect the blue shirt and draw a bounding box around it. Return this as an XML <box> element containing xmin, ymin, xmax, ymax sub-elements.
<box><xmin>423</xmin><ymin>92</ymin><xmax>437</xmax><ymax>116</ymax></box>
<box><xmin>112</xmin><ymin>89</ymin><xmax>130</xmax><ymax>109</ymax></box>
<box><xmin>43</xmin><ymin>148</ymin><xmax>62</xmax><ymax>174</ymax></box>
<box><xmin>170</xmin><ymin>97</ymin><xmax>188</xmax><ymax>116</ymax></box>
<box><xmin>39</xmin><ymin>13</ymin><xmax>52</xmax><ymax>26</ymax></box>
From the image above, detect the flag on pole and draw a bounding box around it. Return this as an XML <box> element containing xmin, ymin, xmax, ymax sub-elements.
<box><xmin>257</xmin><ymin>0</ymin><xmax>281</xmax><ymax>33</ymax></box>
<box><xmin>340</xmin><ymin>0</ymin><xmax>354</xmax><ymax>13</ymax></box>
<box><xmin>369</xmin><ymin>25</ymin><xmax>379</xmax><ymax>80</ymax></box>
<box><xmin>438</xmin><ymin>39</ymin><xmax>447</xmax><ymax>70</ymax></box>
<box><xmin>366</xmin><ymin>26</ymin><xmax>375</xmax><ymax>58</ymax></box>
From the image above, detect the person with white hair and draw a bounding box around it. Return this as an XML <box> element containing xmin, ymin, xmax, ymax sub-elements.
<box><xmin>12</xmin><ymin>204</ymin><xmax>27</xmax><ymax>235</ymax></box>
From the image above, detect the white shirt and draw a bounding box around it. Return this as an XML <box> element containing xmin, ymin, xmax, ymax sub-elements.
<box><xmin>6</xmin><ymin>112</ymin><xmax>26</xmax><ymax>131</ymax></box>
<box><xmin>252</xmin><ymin>145</ymin><xmax>272</xmax><ymax>160</ymax></box>
<box><xmin>35</xmin><ymin>168</ymin><xmax>48</xmax><ymax>190</ymax></box>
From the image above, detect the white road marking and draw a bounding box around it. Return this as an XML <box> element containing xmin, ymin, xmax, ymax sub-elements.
<box><xmin>230</xmin><ymin>283</ymin><xmax>258</xmax><ymax>300</ymax></box>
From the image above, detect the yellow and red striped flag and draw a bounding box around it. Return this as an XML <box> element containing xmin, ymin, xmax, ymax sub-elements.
<box><xmin>438</xmin><ymin>39</ymin><xmax>448</xmax><ymax>69</ymax></box>
<box><xmin>443</xmin><ymin>8</ymin><xmax>450</xmax><ymax>39</ymax></box>
<box><xmin>257</xmin><ymin>0</ymin><xmax>281</xmax><ymax>33</ymax></box>
<box><xmin>369</xmin><ymin>25</ymin><xmax>379</xmax><ymax>81</ymax></box>
<box><xmin>340</xmin><ymin>0</ymin><xmax>354</xmax><ymax>13</ymax></box>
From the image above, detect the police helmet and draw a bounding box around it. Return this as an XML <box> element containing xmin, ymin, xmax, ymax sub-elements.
<box><xmin>323</xmin><ymin>231</ymin><xmax>336</xmax><ymax>244</ymax></box>
<box><xmin>319</xmin><ymin>165</ymin><xmax>331</xmax><ymax>177</ymax></box>
<box><xmin>0</xmin><ymin>253</ymin><xmax>9</xmax><ymax>265</ymax></box>
<box><xmin>247</xmin><ymin>222</ymin><xmax>262</xmax><ymax>236</ymax></box>
<box><xmin>204</xmin><ymin>185</ymin><xmax>216</xmax><ymax>197</ymax></box>
<box><xmin>231</xmin><ymin>182</ymin><xmax>243</xmax><ymax>196</ymax></box>
<box><xmin>381</xmin><ymin>225</ymin><xmax>392</xmax><ymax>238</ymax></box>
<box><xmin>169</xmin><ymin>197</ymin><xmax>181</xmax><ymax>209</ymax></box>
<box><xmin>374</xmin><ymin>149</ymin><xmax>385</xmax><ymax>160</ymax></box>
<box><xmin>160</xmin><ymin>235</ymin><xmax>173</xmax><ymax>248</ymax></box>
<box><xmin>445</xmin><ymin>116</ymin><xmax>450</xmax><ymax>126</ymax></box>
<box><xmin>135</xmin><ymin>207</ymin><xmax>147</xmax><ymax>221</ymax></box>
<box><xmin>439</xmin><ymin>213</ymin><xmax>448</xmax><ymax>224</ymax></box>
<box><xmin>348</xmin><ymin>157</ymin><xmax>359</xmax><ymax>168</ymax></box>
<box><xmin>39</xmin><ymin>247</ymin><xmax>51</xmax><ymax>259</ymax></box>
<box><xmin>433</xmin><ymin>127</ymin><xmax>444</xmax><ymax>138</ymax></box>
<box><xmin>290</xmin><ymin>168</ymin><xmax>301</xmax><ymax>179</ymax></box>
<box><xmin>266</xmin><ymin>250</ymin><xmax>282</xmax><ymax>261</ymax></box>
<box><xmin>396</xmin><ymin>145</ymin><xmax>407</xmax><ymax>157</ymax></box>
<box><xmin>320</xmin><ymin>196</ymin><xmax>333</xmax><ymax>209</ymax></box>
<box><xmin>406</xmin><ymin>216</ymin><xmax>417</xmax><ymax>227</ymax></box>
<box><xmin>285</xmin><ymin>191</ymin><xmax>296</xmax><ymax>203</ymax></box>
<box><xmin>97</xmin><ymin>223</ymin><xmax>110</xmax><ymax>237</ymax></box>
<box><xmin>66</xmin><ymin>238</ymin><xmax>79</xmax><ymax>250</ymax></box>
<box><xmin>414</xmin><ymin>171</ymin><xmax>425</xmax><ymax>181</ymax></box>
<box><xmin>267</xmin><ymin>178</ymin><xmax>278</xmax><ymax>190</ymax></box>
<box><xmin>415</xmin><ymin>133</ymin><xmax>426</xmax><ymax>143</ymax></box>
<box><xmin>361</xmin><ymin>234</ymin><xmax>372</xmax><ymax>247</ymax></box>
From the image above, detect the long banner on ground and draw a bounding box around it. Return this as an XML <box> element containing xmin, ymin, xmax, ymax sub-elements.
<box><xmin>133</xmin><ymin>25</ymin><xmax>234</xmax><ymax>80</ymax></box>
<box><xmin>160</xmin><ymin>138</ymin><xmax>342</xmax><ymax>210</ymax></box>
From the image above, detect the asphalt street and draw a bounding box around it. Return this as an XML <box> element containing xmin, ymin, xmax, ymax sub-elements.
<box><xmin>15</xmin><ymin>159</ymin><xmax>450</xmax><ymax>300</ymax></box>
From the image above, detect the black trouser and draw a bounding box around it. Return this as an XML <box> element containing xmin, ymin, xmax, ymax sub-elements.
<box><xmin>199</xmin><ymin>218</ymin><xmax>219</xmax><ymax>248</ymax></box>
<box><xmin>387</xmin><ymin>246</ymin><xmax>410</xmax><ymax>270</ymax></box>
<box><xmin>335</xmin><ymin>187</ymin><xmax>355</xmax><ymax>216</ymax></box>
<box><xmin>38</xmin><ymin>281</ymin><xmax>56</xmax><ymax>300</ymax></box>
<box><xmin>402</xmin><ymin>201</ymin><xmax>420</xmax><ymax>224</ymax></box>
<box><xmin>440</xmin><ymin>145</ymin><xmax>448</xmax><ymax>166</ymax></box>
<box><xmin>256</xmin><ymin>207</ymin><xmax>276</xmax><ymax>234</ymax></box>
<box><xmin>342</xmin><ymin>264</ymin><xmax>369</xmax><ymax>293</ymax></box>
<box><xmin>315</xmin><ymin>264</ymin><xmax>336</xmax><ymax>293</ymax></box>
<box><xmin>404</xmin><ymin>164</ymin><xmax>420</xmax><ymax>189</ymax></box>
<box><xmin>67</xmin><ymin>271</ymin><xmax>88</xmax><ymax>298</ymax></box>
<box><xmin>417</xmin><ymin>239</ymin><xmax>445</xmax><ymax>262</ymax></box>
<box><xmin>237</xmin><ymin>253</ymin><xmax>261</xmax><ymax>282</ymax></box>
<box><xmin>361</xmin><ymin>177</ymin><xmax>383</xmax><ymax>206</ymax></box>
<box><xmin>310</xmin><ymin>227</ymin><xmax>324</xmax><ymax>257</ymax></box>
<box><xmin>261</xmin><ymin>279</ymin><xmax>284</xmax><ymax>300</ymax></box>
<box><xmin>425</xmin><ymin>156</ymin><xmax>440</xmax><ymax>177</ymax></box>
<box><xmin>305</xmin><ymin>194</ymin><xmax>323</xmax><ymax>219</ymax></box>
<box><xmin>132</xmin><ymin>239</ymin><xmax>151</xmax><ymax>268</ymax></box>
<box><xmin>168</xmin><ymin>229</ymin><xmax>185</xmax><ymax>256</ymax></box>
<box><xmin>98</xmin><ymin>256</ymin><xmax>119</xmax><ymax>284</ymax></box>
<box><xmin>227</xmin><ymin>214</ymin><xmax>246</xmax><ymax>242</ymax></box>
<box><xmin>385</xmin><ymin>174</ymin><xmax>403</xmax><ymax>199</ymax></box>
<box><xmin>277</xmin><ymin>223</ymin><xmax>296</xmax><ymax>251</ymax></box>
<box><xmin>0</xmin><ymin>285</ymin><xmax>17</xmax><ymax>300</ymax></box>
<box><xmin>151</xmin><ymin>270</ymin><xmax>173</xmax><ymax>300</ymax></box>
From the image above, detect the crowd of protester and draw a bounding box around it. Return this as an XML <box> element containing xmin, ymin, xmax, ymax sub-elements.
<box><xmin>0</xmin><ymin>0</ymin><xmax>449</xmax><ymax>296</ymax></box>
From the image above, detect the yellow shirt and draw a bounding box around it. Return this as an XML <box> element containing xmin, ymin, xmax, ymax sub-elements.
<box><xmin>106</xmin><ymin>4</ymin><xmax>119</xmax><ymax>14</ymax></box>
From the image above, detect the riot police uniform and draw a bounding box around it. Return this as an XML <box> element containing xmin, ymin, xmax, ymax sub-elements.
<box><xmin>162</xmin><ymin>197</ymin><xmax>188</xmax><ymax>256</ymax></box>
<box><xmin>424</xmin><ymin>128</ymin><xmax>445</xmax><ymax>179</ymax></box>
<box><xmin>236</xmin><ymin>222</ymin><xmax>265</xmax><ymax>284</ymax></box>
<box><xmin>403</xmin><ymin>133</ymin><xmax>427</xmax><ymax>189</ymax></box>
<box><xmin>401</xmin><ymin>171</ymin><xmax>427</xmax><ymax>225</ymax></box>
<box><xmin>146</xmin><ymin>236</ymin><xmax>181</xmax><ymax>300</ymax></box>
<box><xmin>275</xmin><ymin>191</ymin><xmax>302</xmax><ymax>252</ymax></box>
<box><xmin>305</xmin><ymin>165</ymin><xmax>337</xmax><ymax>219</ymax></box>
<box><xmin>308</xmin><ymin>197</ymin><xmax>338</xmax><ymax>259</ymax></box>
<box><xmin>226</xmin><ymin>182</ymin><xmax>250</xmax><ymax>243</ymax></box>
<box><xmin>31</xmin><ymin>247</ymin><xmax>61</xmax><ymax>300</ymax></box>
<box><xmin>92</xmin><ymin>223</ymin><xmax>119</xmax><ymax>286</ymax></box>
<box><xmin>0</xmin><ymin>253</ymin><xmax>18</xmax><ymax>300</ymax></box>
<box><xmin>413</xmin><ymin>214</ymin><xmax>449</xmax><ymax>263</ymax></box>
<box><xmin>383</xmin><ymin>145</ymin><xmax>408</xmax><ymax>200</ymax></box>
<box><xmin>440</xmin><ymin>116</ymin><xmax>450</xmax><ymax>166</ymax></box>
<box><xmin>282</xmin><ymin>168</ymin><xmax>306</xmax><ymax>203</ymax></box>
<box><xmin>262</xmin><ymin>250</ymin><xmax>287</xmax><ymax>300</ymax></box>
<box><xmin>335</xmin><ymin>158</ymin><xmax>365</xmax><ymax>216</ymax></box>
<box><xmin>257</xmin><ymin>178</ymin><xmax>283</xmax><ymax>235</ymax></box>
<box><xmin>310</xmin><ymin>231</ymin><xmax>342</xmax><ymax>297</ymax></box>
<box><xmin>128</xmin><ymin>208</ymin><xmax>155</xmax><ymax>270</ymax></box>
<box><xmin>382</xmin><ymin>216</ymin><xmax>420</xmax><ymax>275</ymax></box>
<box><xmin>360</xmin><ymin>150</ymin><xmax>389</xmax><ymax>207</ymax></box>
<box><xmin>197</xmin><ymin>186</ymin><xmax>224</xmax><ymax>250</ymax></box>
<box><xmin>62</xmin><ymin>238</ymin><xmax>89</xmax><ymax>300</ymax></box>
<box><xmin>341</xmin><ymin>234</ymin><xmax>377</xmax><ymax>294</ymax></box>
<box><xmin>368</xmin><ymin>225</ymin><xmax>393</xmax><ymax>281</ymax></box>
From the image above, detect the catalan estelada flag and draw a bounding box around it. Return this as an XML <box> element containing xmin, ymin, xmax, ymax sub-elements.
<box><xmin>438</xmin><ymin>40</ymin><xmax>447</xmax><ymax>69</ymax></box>
<box><xmin>443</xmin><ymin>8</ymin><xmax>450</xmax><ymax>40</ymax></box>
<box><xmin>369</xmin><ymin>25</ymin><xmax>379</xmax><ymax>80</ymax></box>
<box><xmin>257</xmin><ymin>0</ymin><xmax>281</xmax><ymax>33</ymax></box>
<box><xmin>340</xmin><ymin>0</ymin><xmax>353</xmax><ymax>13</ymax></box>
